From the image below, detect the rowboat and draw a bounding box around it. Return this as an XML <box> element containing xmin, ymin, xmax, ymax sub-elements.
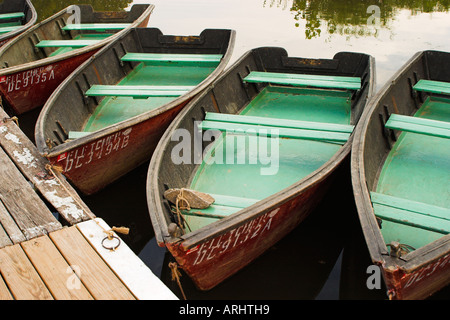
<box><xmin>146</xmin><ymin>47</ymin><xmax>375</xmax><ymax>291</ymax></box>
<box><xmin>35</xmin><ymin>27</ymin><xmax>236</xmax><ymax>195</ymax></box>
<box><xmin>0</xmin><ymin>0</ymin><xmax>37</xmax><ymax>47</ymax></box>
<box><xmin>351</xmin><ymin>50</ymin><xmax>450</xmax><ymax>300</ymax></box>
<box><xmin>0</xmin><ymin>3</ymin><xmax>154</xmax><ymax>115</ymax></box>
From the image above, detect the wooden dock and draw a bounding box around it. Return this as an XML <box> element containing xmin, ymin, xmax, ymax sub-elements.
<box><xmin>0</xmin><ymin>107</ymin><xmax>177</xmax><ymax>300</ymax></box>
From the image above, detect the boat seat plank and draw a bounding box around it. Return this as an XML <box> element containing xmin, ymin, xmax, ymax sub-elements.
<box><xmin>244</xmin><ymin>71</ymin><xmax>361</xmax><ymax>90</ymax></box>
<box><xmin>205</xmin><ymin>112</ymin><xmax>355</xmax><ymax>133</ymax></box>
<box><xmin>386</xmin><ymin>114</ymin><xmax>450</xmax><ymax>139</ymax></box>
<box><xmin>198</xmin><ymin>120</ymin><xmax>351</xmax><ymax>144</ymax></box>
<box><xmin>371</xmin><ymin>192</ymin><xmax>450</xmax><ymax>234</ymax></box>
<box><xmin>0</xmin><ymin>26</ymin><xmax>21</xmax><ymax>34</ymax></box>
<box><xmin>0</xmin><ymin>12</ymin><xmax>25</xmax><ymax>20</ymax></box>
<box><xmin>121</xmin><ymin>53</ymin><xmax>223</xmax><ymax>66</ymax></box>
<box><xmin>85</xmin><ymin>85</ymin><xmax>195</xmax><ymax>98</ymax></box>
<box><xmin>413</xmin><ymin>79</ymin><xmax>450</xmax><ymax>95</ymax></box>
<box><xmin>209</xmin><ymin>193</ymin><xmax>259</xmax><ymax>208</ymax></box>
<box><xmin>62</xmin><ymin>23</ymin><xmax>131</xmax><ymax>31</ymax></box>
<box><xmin>68</xmin><ymin>131</ymin><xmax>91</xmax><ymax>139</ymax></box>
<box><xmin>35</xmin><ymin>40</ymin><xmax>102</xmax><ymax>48</ymax></box>
<box><xmin>182</xmin><ymin>205</ymin><xmax>241</xmax><ymax>220</ymax></box>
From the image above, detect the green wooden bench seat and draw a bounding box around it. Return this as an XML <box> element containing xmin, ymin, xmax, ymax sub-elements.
<box><xmin>121</xmin><ymin>53</ymin><xmax>223</xmax><ymax>66</ymax></box>
<box><xmin>62</xmin><ymin>23</ymin><xmax>131</xmax><ymax>31</ymax></box>
<box><xmin>413</xmin><ymin>79</ymin><xmax>450</xmax><ymax>96</ymax></box>
<box><xmin>68</xmin><ymin>131</ymin><xmax>91</xmax><ymax>139</ymax></box>
<box><xmin>243</xmin><ymin>71</ymin><xmax>361</xmax><ymax>90</ymax></box>
<box><xmin>85</xmin><ymin>85</ymin><xmax>195</xmax><ymax>98</ymax></box>
<box><xmin>199</xmin><ymin>114</ymin><xmax>352</xmax><ymax>144</ymax></box>
<box><xmin>371</xmin><ymin>192</ymin><xmax>450</xmax><ymax>234</ymax></box>
<box><xmin>386</xmin><ymin>114</ymin><xmax>450</xmax><ymax>139</ymax></box>
<box><xmin>181</xmin><ymin>193</ymin><xmax>259</xmax><ymax>220</ymax></box>
<box><xmin>0</xmin><ymin>12</ymin><xmax>25</xmax><ymax>20</ymax></box>
<box><xmin>35</xmin><ymin>40</ymin><xmax>102</xmax><ymax>48</ymax></box>
<box><xmin>205</xmin><ymin>112</ymin><xmax>354</xmax><ymax>134</ymax></box>
<box><xmin>0</xmin><ymin>25</ymin><xmax>21</xmax><ymax>34</ymax></box>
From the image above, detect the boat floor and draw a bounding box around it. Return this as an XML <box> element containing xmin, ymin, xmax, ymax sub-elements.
<box><xmin>185</xmin><ymin>86</ymin><xmax>352</xmax><ymax>231</ymax></box>
<box><xmin>83</xmin><ymin>63</ymin><xmax>217</xmax><ymax>132</ymax></box>
<box><xmin>376</xmin><ymin>96</ymin><xmax>450</xmax><ymax>249</ymax></box>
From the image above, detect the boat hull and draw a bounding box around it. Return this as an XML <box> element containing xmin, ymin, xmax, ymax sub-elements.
<box><xmin>351</xmin><ymin>50</ymin><xmax>450</xmax><ymax>300</ymax></box>
<box><xmin>48</xmin><ymin>101</ymin><xmax>187</xmax><ymax>195</ymax></box>
<box><xmin>0</xmin><ymin>5</ymin><xmax>152</xmax><ymax>115</ymax></box>
<box><xmin>0</xmin><ymin>50</ymin><xmax>97</xmax><ymax>115</ymax></box>
<box><xmin>167</xmin><ymin>176</ymin><xmax>333</xmax><ymax>291</ymax></box>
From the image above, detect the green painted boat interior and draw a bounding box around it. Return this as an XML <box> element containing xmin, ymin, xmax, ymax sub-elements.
<box><xmin>82</xmin><ymin>59</ymin><xmax>219</xmax><ymax>132</ymax></box>
<box><xmin>181</xmin><ymin>85</ymin><xmax>354</xmax><ymax>231</ymax></box>
<box><xmin>374</xmin><ymin>95</ymin><xmax>450</xmax><ymax>251</ymax></box>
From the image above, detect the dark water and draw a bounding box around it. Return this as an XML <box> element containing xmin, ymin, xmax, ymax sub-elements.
<box><xmin>24</xmin><ymin>0</ymin><xmax>450</xmax><ymax>300</ymax></box>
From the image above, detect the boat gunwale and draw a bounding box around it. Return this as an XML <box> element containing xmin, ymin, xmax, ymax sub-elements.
<box><xmin>34</xmin><ymin>27</ymin><xmax>237</xmax><ymax>158</ymax></box>
<box><xmin>350</xmin><ymin>49</ymin><xmax>450</xmax><ymax>274</ymax></box>
<box><xmin>147</xmin><ymin>49</ymin><xmax>376</xmax><ymax>250</ymax></box>
<box><xmin>0</xmin><ymin>3</ymin><xmax>155</xmax><ymax>76</ymax></box>
<box><xmin>0</xmin><ymin>0</ymin><xmax>37</xmax><ymax>42</ymax></box>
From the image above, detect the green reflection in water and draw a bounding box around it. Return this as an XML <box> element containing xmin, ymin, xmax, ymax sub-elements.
<box><xmin>264</xmin><ymin>0</ymin><xmax>450</xmax><ymax>39</ymax></box>
<box><xmin>31</xmin><ymin>0</ymin><xmax>133</xmax><ymax>22</ymax></box>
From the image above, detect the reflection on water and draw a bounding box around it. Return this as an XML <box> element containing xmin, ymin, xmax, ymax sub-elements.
<box><xmin>264</xmin><ymin>0</ymin><xmax>450</xmax><ymax>39</ymax></box>
<box><xmin>25</xmin><ymin>0</ymin><xmax>450</xmax><ymax>300</ymax></box>
<box><xmin>31</xmin><ymin>0</ymin><xmax>133</xmax><ymax>22</ymax></box>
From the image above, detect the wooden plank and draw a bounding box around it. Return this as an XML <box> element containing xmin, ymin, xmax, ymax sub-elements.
<box><xmin>0</xmin><ymin>147</ymin><xmax>61</xmax><ymax>240</ymax></box>
<box><xmin>35</xmin><ymin>40</ymin><xmax>102</xmax><ymax>48</ymax></box>
<box><xmin>77</xmin><ymin>219</ymin><xmax>178</xmax><ymax>300</ymax></box>
<box><xmin>21</xmin><ymin>236</ymin><xmax>94</xmax><ymax>300</ymax></box>
<box><xmin>121</xmin><ymin>53</ymin><xmax>222</xmax><ymax>66</ymax></box>
<box><xmin>244</xmin><ymin>71</ymin><xmax>361</xmax><ymax>90</ymax></box>
<box><xmin>205</xmin><ymin>112</ymin><xmax>355</xmax><ymax>133</ymax></box>
<box><xmin>85</xmin><ymin>85</ymin><xmax>194</xmax><ymax>98</ymax></box>
<box><xmin>49</xmin><ymin>226</ymin><xmax>136</xmax><ymax>300</ymax></box>
<box><xmin>209</xmin><ymin>193</ymin><xmax>259</xmax><ymax>208</ymax></box>
<box><xmin>198</xmin><ymin>120</ymin><xmax>350</xmax><ymax>144</ymax></box>
<box><xmin>0</xmin><ymin>12</ymin><xmax>25</xmax><ymax>20</ymax></box>
<box><xmin>386</xmin><ymin>114</ymin><xmax>450</xmax><ymax>139</ymax></box>
<box><xmin>0</xmin><ymin>244</ymin><xmax>53</xmax><ymax>300</ymax></box>
<box><xmin>0</xmin><ymin>274</ymin><xmax>13</xmax><ymax>300</ymax></box>
<box><xmin>413</xmin><ymin>79</ymin><xmax>450</xmax><ymax>95</ymax></box>
<box><xmin>0</xmin><ymin>200</ymin><xmax>25</xmax><ymax>245</ymax></box>
<box><xmin>0</xmin><ymin>26</ymin><xmax>21</xmax><ymax>34</ymax></box>
<box><xmin>62</xmin><ymin>23</ymin><xmax>131</xmax><ymax>31</ymax></box>
<box><xmin>371</xmin><ymin>192</ymin><xmax>450</xmax><ymax>221</ymax></box>
<box><xmin>0</xmin><ymin>222</ymin><xmax>12</xmax><ymax>248</ymax></box>
<box><xmin>0</xmin><ymin>109</ymin><xmax>93</xmax><ymax>224</ymax></box>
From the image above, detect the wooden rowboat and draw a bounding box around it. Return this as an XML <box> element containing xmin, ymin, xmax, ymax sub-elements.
<box><xmin>351</xmin><ymin>50</ymin><xmax>450</xmax><ymax>300</ymax></box>
<box><xmin>0</xmin><ymin>3</ymin><xmax>154</xmax><ymax>115</ymax></box>
<box><xmin>35</xmin><ymin>27</ymin><xmax>236</xmax><ymax>195</ymax></box>
<box><xmin>147</xmin><ymin>47</ymin><xmax>375</xmax><ymax>291</ymax></box>
<box><xmin>0</xmin><ymin>0</ymin><xmax>37</xmax><ymax>48</ymax></box>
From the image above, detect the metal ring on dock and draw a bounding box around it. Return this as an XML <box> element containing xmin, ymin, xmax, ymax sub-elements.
<box><xmin>101</xmin><ymin>235</ymin><xmax>121</xmax><ymax>251</ymax></box>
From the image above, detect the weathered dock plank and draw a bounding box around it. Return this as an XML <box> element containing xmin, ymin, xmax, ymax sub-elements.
<box><xmin>0</xmin><ymin>274</ymin><xmax>13</xmax><ymax>300</ymax></box>
<box><xmin>21</xmin><ymin>235</ymin><xmax>94</xmax><ymax>300</ymax></box>
<box><xmin>49</xmin><ymin>226</ymin><xmax>136</xmax><ymax>300</ymax></box>
<box><xmin>0</xmin><ymin>146</ymin><xmax>61</xmax><ymax>240</ymax></box>
<box><xmin>0</xmin><ymin>108</ymin><xmax>93</xmax><ymax>224</ymax></box>
<box><xmin>0</xmin><ymin>244</ymin><xmax>53</xmax><ymax>300</ymax></box>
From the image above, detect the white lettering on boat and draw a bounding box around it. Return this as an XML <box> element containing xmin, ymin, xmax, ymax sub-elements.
<box><xmin>1</xmin><ymin>66</ymin><xmax>56</xmax><ymax>92</ymax></box>
<box><xmin>404</xmin><ymin>253</ymin><xmax>450</xmax><ymax>288</ymax></box>
<box><xmin>190</xmin><ymin>208</ymin><xmax>280</xmax><ymax>266</ymax></box>
<box><xmin>60</xmin><ymin>128</ymin><xmax>132</xmax><ymax>172</ymax></box>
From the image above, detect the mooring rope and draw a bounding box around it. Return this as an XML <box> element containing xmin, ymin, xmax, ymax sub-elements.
<box><xmin>2</xmin><ymin>116</ymin><xmax>19</xmax><ymax>127</ymax></box>
<box><xmin>171</xmin><ymin>188</ymin><xmax>192</xmax><ymax>233</ymax></box>
<box><xmin>169</xmin><ymin>262</ymin><xmax>187</xmax><ymax>300</ymax></box>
